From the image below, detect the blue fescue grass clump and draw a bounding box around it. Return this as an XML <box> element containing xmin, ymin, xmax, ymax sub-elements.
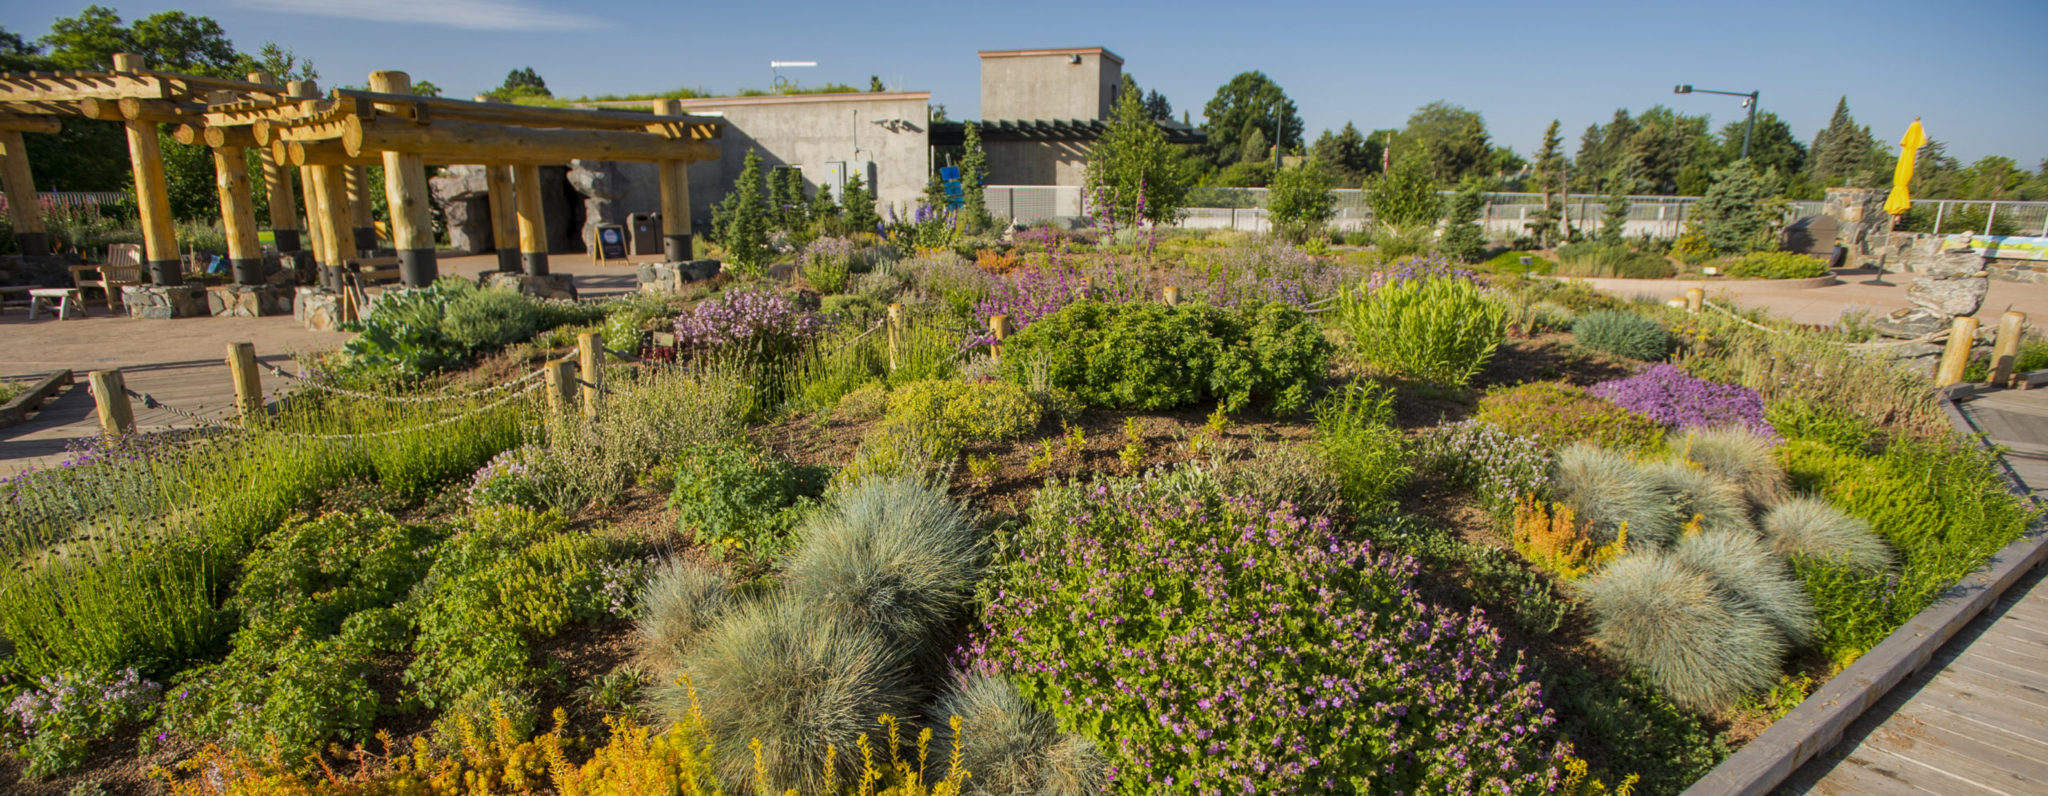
<box><xmin>1572</xmin><ymin>309</ymin><xmax>1670</xmax><ymax>361</ymax></box>
<box><xmin>930</xmin><ymin>675</ymin><xmax>1107</xmax><ymax>796</ymax></box>
<box><xmin>631</xmin><ymin>558</ymin><xmax>734</xmax><ymax>679</ymax></box>
<box><xmin>1670</xmin><ymin>427</ymin><xmax>1790</xmax><ymax>510</ymax></box>
<box><xmin>1642</xmin><ymin>460</ymin><xmax>1750</xmax><ymax>536</ymax></box>
<box><xmin>1552</xmin><ymin>443</ymin><xmax>1677</xmax><ymax>546</ymax></box>
<box><xmin>1669</xmin><ymin>530</ymin><xmax>1818</xmax><ymax>648</ymax></box>
<box><xmin>1581</xmin><ymin>551</ymin><xmax>1787</xmax><ymax>713</ymax></box>
<box><xmin>972</xmin><ymin>466</ymin><xmax>1569</xmax><ymax>793</ymax></box>
<box><xmin>1760</xmin><ymin>497</ymin><xmax>1893</xmax><ymax>573</ymax></box>
<box><xmin>784</xmin><ymin>474</ymin><xmax>984</xmax><ymax>650</ymax></box>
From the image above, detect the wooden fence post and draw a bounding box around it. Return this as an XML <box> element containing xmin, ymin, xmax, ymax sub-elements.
<box><xmin>226</xmin><ymin>342</ymin><xmax>262</xmax><ymax>426</ymax></box>
<box><xmin>1162</xmin><ymin>285</ymin><xmax>1180</xmax><ymax>307</ymax></box>
<box><xmin>1684</xmin><ymin>287</ymin><xmax>1704</xmax><ymax>314</ymax></box>
<box><xmin>88</xmin><ymin>369</ymin><xmax>134</xmax><ymax>438</ymax></box>
<box><xmin>989</xmin><ymin>314</ymin><xmax>1010</xmax><ymax>365</ymax></box>
<box><xmin>543</xmin><ymin>359</ymin><xmax>575</xmax><ymax>414</ymax></box>
<box><xmin>1988</xmin><ymin>311</ymin><xmax>2028</xmax><ymax>387</ymax></box>
<box><xmin>886</xmin><ymin>303</ymin><xmax>903</xmax><ymax>373</ymax></box>
<box><xmin>1935</xmin><ymin>316</ymin><xmax>1981</xmax><ymax>388</ymax></box>
<box><xmin>577</xmin><ymin>332</ymin><xmax>603</xmax><ymax>419</ymax></box>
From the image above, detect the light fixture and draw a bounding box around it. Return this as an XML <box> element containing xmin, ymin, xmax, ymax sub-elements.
<box><xmin>1068</xmin><ymin>54</ymin><xmax>1082</xmax><ymax>64</ymax></box>
<box><xmin>1672</xmin><ymin>83</ymin><xmax>1759</xmax><ymax>159</ymax></box>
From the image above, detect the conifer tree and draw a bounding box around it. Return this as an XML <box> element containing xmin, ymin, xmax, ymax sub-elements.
<box><xmin>1086</xmin><ymin>85</ymin><xmax>1192</xmax><ymax>225</ymax></box>
<box><xmin>715</xmin><ymin>149</ymin><xmax>772</xmax><ymax>272</ymax></box>
<box><xmin>1600</xmin><ymin>192</ymin><xmax>1630</xmax><ymax>245</ymax></box>
<box><xmin>1529</xmin><ymin>120</ymin><xmax>1565</xmax><ymax>246</ymax></box>
<box><xmin>1691</xmin><ymin>161</ymin><xmax>1776</xmax><ymax>253</ymax></box>
<box><xmin>1809</xmin><ymin>96</ymin><xmax>1883</xmax><ymax>188</ymax></box>
<box><xmin>1438</xmin><ymin>179</ymin><xmax>1487</xmax><ymax>262</ymax></box>
<box><xmin>841</xmin><ymin>173</ymin><xmax>880</xmax><ymax>234</ymax></box>
<box><xmin>961</xmin><ymin>121</ymin><xmax>993</xmax><ymax>232</ymax></box>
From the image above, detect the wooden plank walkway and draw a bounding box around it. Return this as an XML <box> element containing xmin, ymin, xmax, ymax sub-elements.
<box><xmin>1783</xmin><ymin>388</ymin><xmax>2048</xmax><ymax>795</ymax></box>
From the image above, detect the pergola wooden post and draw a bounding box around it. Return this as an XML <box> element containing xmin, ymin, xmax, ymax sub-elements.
<box><xmin>0</xmin><ymin>127</ymin><xmax>48</xmax><ymax>256</ymax></box>
<box><xmin>368</xmin><ymin>71</ymin><xmax>436</xmax><ymax>287</ymax></box>
<box><xmin>654</xmin><ymin>99</ymin><xmax>693</xmax><ymax>262</ymax></box>
<box><xmin>314</xmin><ymin>162</ymin><xmax>350</xmax><ymax>289</ymax></box>
<box><xmin>211</xmin><ymin>142</ymin><xmax>263</xmax><ymax>284</ymax></box>
<box><xmin>512</xmin><ymin>163</ymin><xmax>548</xmax><ymax>276</ymax></box>
<box><xmin>113</xmin><ymin>53</ymin><xmax>181</xmax><ymax>285</ymax></box>
<box><xmin>247</xmin><ymin>71</ymin><xmax>301</xmax><ymax>256</ymax></box>
<box><xmin>486</xmin><ymin>164</ymin><xmax>519</xmax><ymax>272</ymax></box>
<box><xmin>343</xmin><ymin>164</ymin><xmax>375</xmax><ymax>254</ymax></box>
<box><xmin>287</xmin><ymin>80</ymin><xmax>329</xmax><ymax>279</ymax></box>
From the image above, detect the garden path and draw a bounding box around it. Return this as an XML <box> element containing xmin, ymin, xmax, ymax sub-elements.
<box><xmin>1566</xmin><ymin>268</ymin><xmax>2048</xmax><ymax>327</ymax></box>
<box><xmin>1782</xmin><ymin>388</ymin><xmax>2048</xmax><ymax>795</ymax></box>
<box><xmin>0</xmin><ymin>252</ymin><xmax>638</xmax><ymax>476</ymax></box>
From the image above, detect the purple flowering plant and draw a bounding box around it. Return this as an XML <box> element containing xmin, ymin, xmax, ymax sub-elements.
<box><xmin>3</xmin><ymin>667</ymin><xmax>161</xmax><ymax>778</ymax></box>
<box><xmin>970</xmin><ymin>467</ymin><xmax>1568</xmax><ymax>794</ymax></box>
<box><xmin>465</xmin><ymin>445</ymin><xmax>550</xmax><ymax>510</ymax></box>
<box><xmin>1591</xmin><ymin>364</ymin><xmax>1778</xmax><ymax>439</ymax></box>
<box><xmin>1416</xmin><ymin>420</ymin><xmax>1554</xmax><ymax>517</ymax></box>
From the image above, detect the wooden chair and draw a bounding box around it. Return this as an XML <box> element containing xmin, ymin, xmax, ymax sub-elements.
<box><xmin>71</xmin><ymin>244</ymin><xmax>146</xmax><ymax>310</ymax></box>
<box><xmin>348</xmin><ymin>256</ymin><xmax>403</xmax><ymax>286</ymax></box>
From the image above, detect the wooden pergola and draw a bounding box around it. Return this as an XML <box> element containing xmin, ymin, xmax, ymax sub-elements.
<box><xmin>0</xmin><ymin>53</ymin><xmax>721</xmax><ymax>292</ymax></box>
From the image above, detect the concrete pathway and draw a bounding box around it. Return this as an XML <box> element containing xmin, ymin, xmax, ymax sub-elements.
<box><xmin>1561</xmin><ymin>268</ymin><xmax>2048</xmax><ymax>327</ymax></box>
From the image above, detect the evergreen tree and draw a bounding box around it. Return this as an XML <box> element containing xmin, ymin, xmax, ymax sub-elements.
<box><xmin>490</xmin><ymin>66</ymin><xmax>550</xmax><ymax>100</ymax></box>
<box><xmin>1438</xmin><ymin>179</ymin><xmax>1487</xmax><ymax>262</ymax></box>
<box><xmin>769</xmin><ymin>167</ymin><xmax>806</xmax><ymax>235</ymax></box>
<box><xmin>1690</xmin><ymin>161</ymin><xmax>1777</xmax><ymax>253</ymax></box>
<box><xmin>869</xmin><ymin>75</ymin><xmax>885</xmax><ymax>92</ymax></box>
<box><xmin>961</xmin><ymin>121</ymin><xmax>993</xmax><ymax>232</ymax></box>
<box><xmin>1086</xmin><ymin>85</ymin><xmax>1192</xmax><ymax>226</ymax></box>
<box><xmin>1308</xmin><ymin>122</ymin><xmax>1380</xmax><ymax>187</ymax></box>
<box><xmin>808</xmin><ymin>182</ymin><xmax>840</xmax><ymax>235</ymax></box>
<box><xmin>1599</xmin><ymin>192</ymin><xmax>1630</xmax><ymax>245</ymax></box>
<box><xmin>1809</xmin><ymin>96</ymin><xmax>1884</xmax><ymax>188</ymax></box>
<box><xmin>1143</xmin><ymin>90</ymin><xmax>1172</xmax><ymax>123</ymax></box>
<box><xmin>1199</xmin><ymin>71</ymin><xmax>1301</xmax><ymax>172</ymax></box>
<box><xmin>1716</xmin><ymin>112</ymin><xmax>1803</xmax><ymax>179</ymax></box>
<box><xmin>1528</xmin><ymin>120</ymin><xmax>1565</xmax><ymax>246</ymax></box>
<box><xmin>714</xmin><ymin>150</ymin><xmax>771</xmax><ymax>271</ymax></box>
<box><xmin>841</xmin><ymin>173</ymin><xmax>879</xmax><ymax>234</ymax></box>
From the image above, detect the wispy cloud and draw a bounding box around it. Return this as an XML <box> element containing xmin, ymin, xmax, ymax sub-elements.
<box><xmin>234</xmin><ymin>0</ymin><xmax>605</xmax><ymax>31</ymax></box>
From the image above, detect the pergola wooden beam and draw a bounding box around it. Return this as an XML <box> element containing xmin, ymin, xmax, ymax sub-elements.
<box><xmin>337</xmin><ymin>116</ymin><xmax>719</xmax><ymax>163</ymax></box>
<box><xmin>654</xmin><ymin>99</ymin><xmax>694</xmax><ymax>261</ymax></box>
<box><xmin>0</xmin><ymin>114</ymin><xmax>61</xmax><ymax>134</ymax></box>
<box><xmin>114</xmin><ymin>53</ymin><xmax>181</xmax><ymax>284</ymax></box>
<box><xmin>332</xmin><ymin>89</ymin><xmax>721</xmax><ymax>136</ymax></box>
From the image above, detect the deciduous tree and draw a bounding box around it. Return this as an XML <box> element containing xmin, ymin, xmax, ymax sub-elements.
<box><xmin>1199</xmin><ymin>71</ymin><xmax>1301</xmax><ymax>170</ymax></box>
<box><xmin>1087</xmin><ymin>86</ymin><xmax>1192</xmax><ymax>226</ymax></box>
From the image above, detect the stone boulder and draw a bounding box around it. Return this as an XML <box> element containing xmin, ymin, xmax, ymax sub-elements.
<box><xmin>430</xmin><ymin>165</ymin><xmax>492</xmax><ymax>253</ymax></box>
<box><xmin>207</xmin><ymin>284</ymin><xmax>292</xmax><ymax>317</ymax></box>
<box><xmin>484</xmin><ymin>272</ymin><xmax>577</xmax><ymax>301</ymax></box>
<box><xmin>1907</xmin><ymin>276</ymin><xmax>1988</xmax><ymax>317</ymax></box>
<box><xmin>1922</xmin><ymin>248</ymin><xmax>1986</xmax><ymax>278</ymax></box>
<box><xmin>121</xmin><ymin>285</ymin><xmax>207</xmax><ymax>319</ymax></box>
<box><xmin>1870</xmin><ymin>307</ymin><xmax>1949</xmax><ymax>339</ymax></box>
<box><xmin>295</xmin><ymin>288</ymin><xmax>344</xmax><ymax>331</ymax></box>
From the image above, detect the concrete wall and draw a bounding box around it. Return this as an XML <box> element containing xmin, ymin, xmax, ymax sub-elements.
<box><xmin>979</xmin><ymin>48</ymin><xmax>1122</xmax><ymax>121</ymax></box>
<box><xmin>983</xmin><ymin>140</ymin><xmax>1090</xmax><ymax>186</ymax></box>
<box><xmin>673</xmin><ymin>92</ymin><xmax>933</xmax><ymax>227</ymax></box>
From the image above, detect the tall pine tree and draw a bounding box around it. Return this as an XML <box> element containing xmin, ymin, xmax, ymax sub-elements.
<box><xmin>961</xmin><ymin>121</ymin><xmax>993</xmax><ymax>232</ymax></box>
<box><xmin>1809</xmin><ymin>97</ymin><xmax>1884</xmax><ymax>188</ymax></box>
<box><xmin>1528</xmin><ymin>120</ymin><xmax>1565</xmax><ymax>246</ymax></box>
<box><xmin>841</xmin><ymin>173</ymin><xmax>879</xmax><ymax>234</ymax></box>
<box><xmin>715</xmin><ymin>149</ymin><xmax>771</xmax><ymax>272</ymax></box>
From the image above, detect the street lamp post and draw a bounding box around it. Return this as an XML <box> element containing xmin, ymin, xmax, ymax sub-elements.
<box><xmin>1674</xmin><ymin>84</ymin><xmax>1759</xmax><ymax>161</ymax></box>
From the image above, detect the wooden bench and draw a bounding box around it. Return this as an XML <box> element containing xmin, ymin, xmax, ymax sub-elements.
<box><xmin>0</xmin><ymin>285</ymin><xmax>30</xmax><ymax>314</ymax></box>
<box><xmin>28</xmin><ymin>288</ymin><xmax>82</xmax><ymax>320</ymax></box>
<box><xmin>347</xmin><ymin>256</ymin><xmax>403</xmax><ymax>285</ymax></box>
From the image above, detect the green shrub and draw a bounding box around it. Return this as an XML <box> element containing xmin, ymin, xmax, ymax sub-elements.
<box><xmin>1000</xmin><ymin>301</ymin><xmax>1329</xmax><ymax>414</ymax></box>
<box><xmin>1669</xmin><ymin>530</ymin><xmax>1817</xmax><ymax>647</ymax></box>
<box><xmin>1311</xmin><ymin>380</ymin><xmax>1411</xmax><ymax>510</ymax></box>
<box><xmin>631</xmin><ymin>559</ymin><xmax>733</xmax><ymax>679</ymax></box>
<box><xmin>1670</xmin><ymin>428</ymin><xmax>1790</xmax><ymax>510</ymax></box>
<box><xmin>3</xmin><ymin>667</ymin><xmax>160</xmax><ymax>779</ymax></box>
<box><xmin>1556</xmin><ymin>242</ymin><xmax>1675</xmax><ymax>279</ymax></box>
<box><xmin>1474</xmin><ymin>382</ymin><xmax>1665</xmax><ymax>451</ymax></box>
<box><xmin>1581</xmin><ymin>551</ymin><xmax>1787</xmax><ymax>713</ymax></box>
<box><xmin>1780</xmin><ymin>438</ymin><xmax>2036</xmax><ymax>663</ymax></box>
<box><xmin>1207</xmin><ymin>440</ymin><xmax>1346</xmax><ymax>518</ymax></box>
<box><xmin>884</xmin><ymin>379</ymin><xmax>1043</xmax><ymax>455</ymax></box>
<box><xmin>1483</xmin><ymin>249</ymin><xmax>1556</xmax><ymax>275</ymax></box>
<box><xmin>668</xmin><ymin>439</ymin><xmax>825</xmax><ymax>563</ymax></box>
<box><xmin>1336</xmin><ymin>275</ymin><xmax>1505</xmax><ymax>387</ymax></box>
<box><xmin>443</xmin><ymin>289</ymin><xmax>545</xmax><ymax>351</ymax></box>
<box><xmin>337</xmin><ymin>287</ymin><xmax>469</xmax><ymax>382</ymax></box>
<box><xmin>661</xmin><ymin>599</ymin><xmax>915</xmax><ymax>792</ymax></box>
<box><xmin>785</xmin><ymin>475</ymin><xmax>982</xmax><ymax>649</ymax></box>
<box><xmin>931</xmin><ymin>675</ymin><xmax>1107</xmax><ymax>796</ymax></box>
<box><xmin>403</xmin><ymin>508</ymin><xmax>620</xmax><ymax>722</ymax></box>
<box><xmin>1723</xmin><ymin>251</ymin><xmax>1828</xmax><ymax>280</ymax></box>
<box><xmin>1553</xmin><ymin>444</ymin><xmax>1677</xmax><ymax>547</ymax></box>
<box><xmin>1760</xmin><ymin>497</ymin><xmax>1893</xmax><ymax>573</ymax></box>
<box><xmin>1573</xmin><ymin>309</ymin><xmax>1671</xmax><ymax>361</ymax></box>
<box><xmin>1764</xmin><ymin>398</ymin><xmax>1881</xmax><ymax>453</ymax></box>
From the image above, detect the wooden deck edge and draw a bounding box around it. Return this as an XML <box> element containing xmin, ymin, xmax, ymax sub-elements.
<box><xmin>0</xmin><ymin>369</ymin><xmax>74</xmax><ymax>428</ymax></box>
<box><xmin>1680</xmin><ymin>391</ymin><xmax>2048</xmax><ymax>796</ymax></box>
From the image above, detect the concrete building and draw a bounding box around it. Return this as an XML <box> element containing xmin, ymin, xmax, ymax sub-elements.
<box><xmin>978</xmin><ymin>47</ymin><xmax>1123</xmax><ymax>122</ymax></box>
<box><xmin>671</xmin><ymin>92</ymin><xmax>932</xmax><ymax>223</ymax></box>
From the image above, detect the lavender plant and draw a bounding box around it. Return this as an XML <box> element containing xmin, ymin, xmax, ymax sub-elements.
<box><xmin>673</xmin><ymin>289</ymin><xmax>826</xmax><ymax>419</ymax></box>
<box><xmin>973</xmin><ymin>466</ymin><xmax>1568</xmax><ymax>794</ymax></box>
<box><xmin>1591</xmin><ymin>364</ymin><xmax>1777</xmax><ymax>439</ymax></box>
<box><xmin>465</xmin><ymin>444</ymin><xmax>550</xmax><ymax>510</ymax></box>
<box><xmin>799</xmin><ymin>236</ymin><xmax>856</xmax><ymax>295</ymax></box>
<box><xmin>1416</xmin><ymin>420</ymin><xmax>1553</xmax><ymax>517</ymax></box>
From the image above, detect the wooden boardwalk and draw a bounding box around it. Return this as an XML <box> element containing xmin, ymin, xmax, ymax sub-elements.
<box><xmin>1783</xmin><ymin>388</ymin><xmax>2048</xmax><ymax>795</ymax></box>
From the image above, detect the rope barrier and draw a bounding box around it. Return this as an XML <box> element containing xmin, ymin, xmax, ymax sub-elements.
<box><xmin>122</xmin><ymin>381</ymin><xmax>543</xmax><ymax>440</ymax></box>
<box><xmin>261</xmin><ymin>361</ymin><xmax>549</xmax><ymax>402</ymax></box>
<box><xmin>1700</xmin><ymin>300</ymin><xmax>1951</xmax><ymax>350</ymax></box>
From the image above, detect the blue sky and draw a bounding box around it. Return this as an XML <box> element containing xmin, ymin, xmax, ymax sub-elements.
<box><xmin>5</xmin><ymin>0</ymin><xmax>2045</xmax><ymax>167</ymax></box>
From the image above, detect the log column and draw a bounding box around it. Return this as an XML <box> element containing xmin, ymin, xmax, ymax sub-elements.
<box><xmin>288</xmin><ymin>80</ymin><xmax>330</xmax><ymax>282</ymax></box>
<box><xmin>368</xmin><ymin>71</ymin><xmax>437</xmax><ymax>287</ymax></box>
<box><xmin>314</xmin><ymin>163</ymin><xmax>351</xmax><ymax>289</ymax></box>
<box><xmin>486</xmin><ymin>165</ymin><xmax>520</xmax><ymax>272</ymax></box>
<box><xmin>512</xmin><ymin>163</ymin><xmax>548</xmax><ymax>276</ymax></box>
<box><xmin>0</xmin><ymin>128</ymin><xmax>49</xmax><ymax>256</ymax></box>
<box><xmin>114</xmin><ymin>53</ymin><xmax>181</xmax><ymax>285</ymax></box>
<box><xmin>248</xmin><ymin>71</ymin><xmax>301</xmax><ymax>256</ymax></box>
<box><xmin>344</xmin><ymin>165</ymin><xmax>376</xmax><ymax>254</ymax></box>
<box><xmin>212</xmin><ymin>144</ymin><xmax>263</xmax><ymax>284</ymax></box>
<box><xmin>654</xmin><ymin>99</ymin><xmax>693</xmax><ymax>262</ymax></box>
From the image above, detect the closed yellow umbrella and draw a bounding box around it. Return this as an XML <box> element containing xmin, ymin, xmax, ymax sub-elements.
<box><xmin>1884</xmin><ymin>118</ymin><xmax>1927</xmax><ymax>217</ymax></box>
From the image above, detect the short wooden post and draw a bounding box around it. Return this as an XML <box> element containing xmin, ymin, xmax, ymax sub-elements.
<box><xmin>0</xmin><ymin>128</ymin><xmax>49</xmax><ymax>256</ymax></box>
<box><xmin>654</xmin><ymin>99</ymin><xmax>695</xmax><ymax>262</ymax></box>
<box><xmin>513</xmin><ymin>163</ymin><xmax>549</xmax><ymax>276</ymax></box>
<box><xmin>988</xmin><ymin>314</ymin><xmax>1010</xmax><ymax>365</ymax></box>
<box><xmin>1935</xmin><ymin>316</ymin><xmax>1981</xmax><ymax>388</ymax></box>
<box><xmin>1988</xmin><ymin>311</ymin><xmax>2028</xmax><ymax>386</ymax></box>
<box><xmin>225</xmin><ymin>342</ymin><xmax>262</xmax><ymax>426</ymax></box>
<box><xmin>114</xmin><ymin>53</ymin><xmax>181</xmax><ymax>285</ymax></box>
<box><xmin>344</xmin><ymin>164</ymin><xmax>376</xmax><ymax>254</ymax></box>
<box><xmin>1684</xmin><ymin>287</ymin><xmax>1704</xmax><ymax>313</ymax></box>
<box><xmin>88</xmin><ymin>369</ymin><xmax>134</xmax><ymax>438</ymax></box>
<box><xmin>886</xmin><ymin>302</ymin><xmax>903</xmax><ymax>372</ymax></box>
<box><xmin>1162</xmin><ymin>285</ymin><xmax>1180</xmax><ymax>306</ymax></box>
<box><xmin>543</xmin><ymin>358</ymin><xmax>575</xmax><ymax>414</ymax></box>
<box><xmin>247</xmin><ymin>71</ymin><xmax>301</xmax><ymax>255</ymax></box>
<box><xmin>577</xmin><ymin>331</ymin><xmax>603</xmax><ymax>418</ymax></box>
<box><xmin>368</xmin><ymin>71</ymin><xmax>438</xmax><ymax>287</ymax></box>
